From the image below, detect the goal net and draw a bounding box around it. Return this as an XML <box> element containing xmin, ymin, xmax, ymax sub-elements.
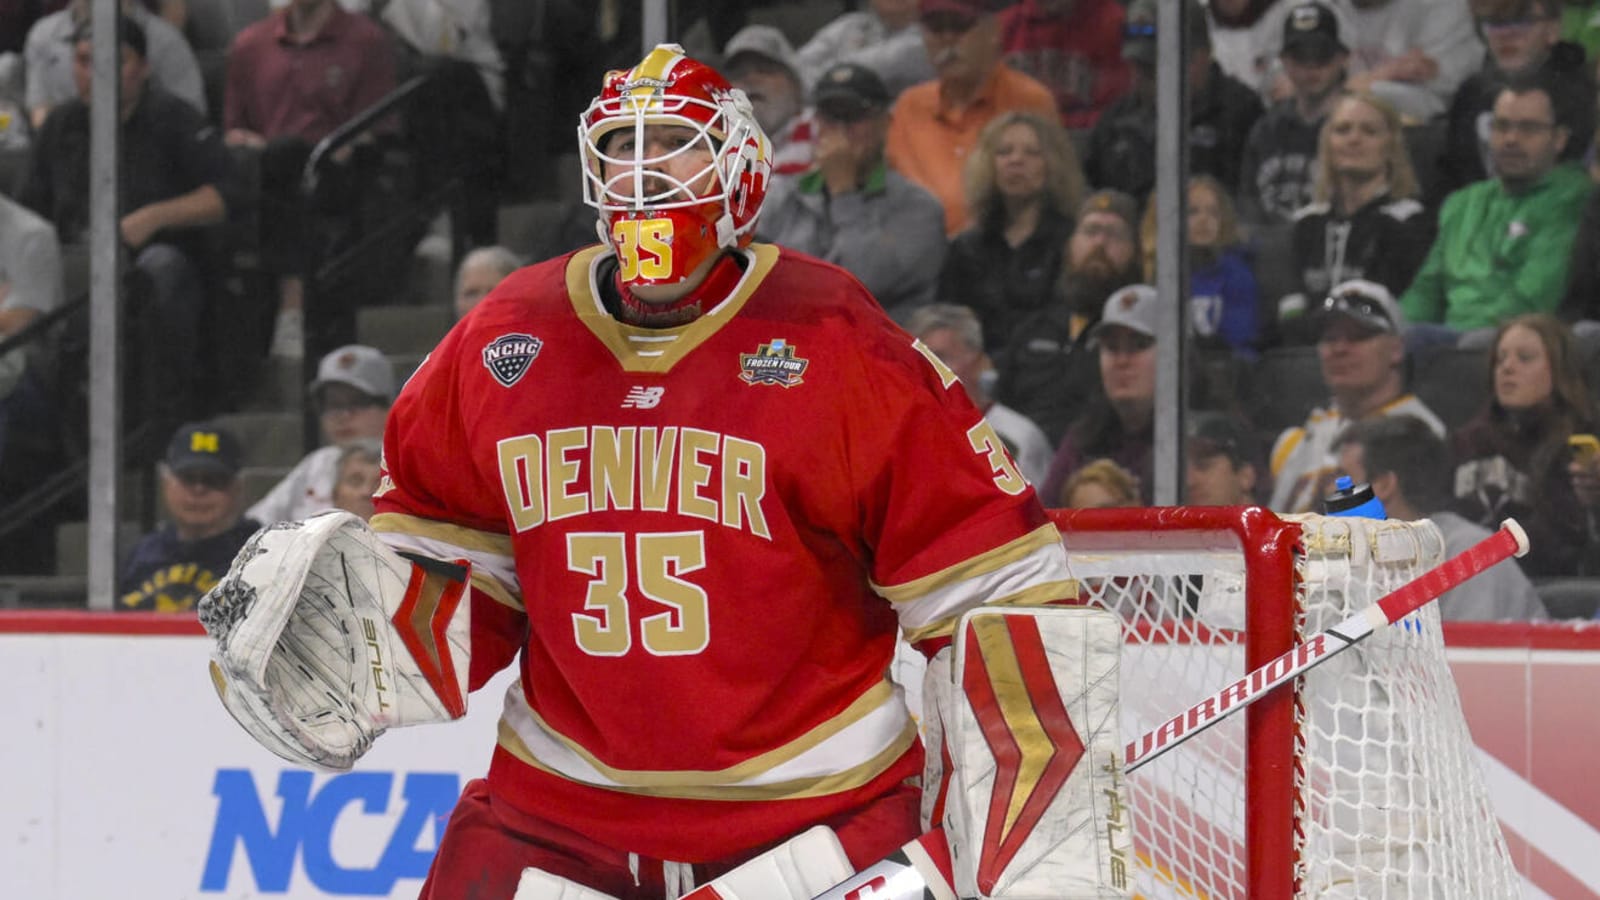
<box><xmin>1048</xmin><ymin>506</ymin><xmax>1519</xmax><ymax>900</ymax></box>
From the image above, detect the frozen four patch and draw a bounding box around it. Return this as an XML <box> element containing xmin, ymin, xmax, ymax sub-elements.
<box><xmin>738</xmin><ymin>339</ymin><xmax>808</xmax><ymax>387</ymax></box>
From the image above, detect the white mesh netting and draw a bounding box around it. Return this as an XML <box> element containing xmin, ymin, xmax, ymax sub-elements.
<box><xmin>1058</xmin><ymin>509</ymin><xmax>1519</xmax><ymax>900</ymax></box>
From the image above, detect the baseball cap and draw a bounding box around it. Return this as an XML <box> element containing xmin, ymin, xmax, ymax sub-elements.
<box><xmin>1188</xmin><ymin>412</ymin><xmax>1259</xmax><ymax>466</ymax></box>
<box><xmin>812</xmin><ymin>63</ymin><xmax>891</xmax><ymax>120</ymax></box>
<box><xmin>1076</xmin><ymin>188</ymin><xmax>1140</xmax><ymax>238</ymax></box>
<box><xmin>1281</xmin><ymin>2</ymin><xmax>1346</xmax><ymax>61</ymax></box>
<box><xmin>1122</xmin><ymin>0</ymin><xmax>1210</xmax><ymax>64</ymax></box>
<box><xmin>1089</xmin><ymin>284</ymin><xmax>1161</xmax><ymax>344</ymax></box>
<box><xmin>165</xmin><ymin>422</ymin><xmax>242</xmax><ymax>478</ymax></box>
<box><xmin>309</xmin><ymin>344</ymin><xmax>397</xmax><ymax>403</ymax></box>
<box><xmin>722</xmin><ymin>25</ymin><xmax>801</xmax><ymax>82</ymax></box>
<box><xmin>1315</xmin><ymin>279</ymin><xmax>1405</xmax><ymax>335</ymax></box>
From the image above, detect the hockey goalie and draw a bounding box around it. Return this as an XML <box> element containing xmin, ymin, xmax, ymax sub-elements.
<box><xmin>199</xmin><ymin>41</ymin><xmax>1129</xmax><ymax>900</ymax></box>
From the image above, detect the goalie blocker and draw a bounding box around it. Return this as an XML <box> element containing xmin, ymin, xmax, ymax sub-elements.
<box><xmin>197</xmin><ymin>511</ymin><xmax>473</xmax><ymax>771</ymax></box>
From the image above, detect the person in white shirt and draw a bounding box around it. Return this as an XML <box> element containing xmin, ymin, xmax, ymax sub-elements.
<box><xmin>247</xmin><ymin>344</ymin><xmax>394</xmax><ymax>524</ymax></box>
<box><xmin>1268</xmin><ymin>279</ymin><xmax>1445</xmax><ymax>512</ymax></box>
<box><xmin>908</xmin><ymin>303</ymin><xmax>1054</xmax><ymax>487</ymax></box>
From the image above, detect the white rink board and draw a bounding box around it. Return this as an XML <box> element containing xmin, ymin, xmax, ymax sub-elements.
<box><xmin>0</xmin><ymin>632</ymin><xmax>515</xmax><ymax>899</ymax></box>
<box><xmin>4</xmin><ymin>628</ymin><xmax>1600</xmax><ymax>899</ymax></box>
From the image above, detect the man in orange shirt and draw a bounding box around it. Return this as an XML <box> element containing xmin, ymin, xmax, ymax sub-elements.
<box><xmin>886</xmin><ymin>0</ymin><xmax>1056</xmax><ymax>235</ymax></box>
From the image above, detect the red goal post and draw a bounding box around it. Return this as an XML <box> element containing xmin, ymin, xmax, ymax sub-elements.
<box><xmin>1047</xmin><ymin>505</ymin><xmax>1519</xmax><ymax>900</ymax></box>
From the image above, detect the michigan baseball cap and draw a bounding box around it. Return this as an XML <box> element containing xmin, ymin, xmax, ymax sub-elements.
<box><xmin>1089</xmin><ymin>284</ymin><xmax>1161</xmax><ymax>344</ymax></box>
<box><xmin>919</xmin><ymin>0</ymin><xmax>1008</xmax><ymax>24</ymax></box>
<box><xmin>165</xmin><ymin>422</ymin><xmax>242</xmax><ymax>477</ymax></box>
<box><xmin>812</xmin><ymin>63</ymin><xmax>891</xmax><ymax>120</ymax></box>
<box><xmin>309</xmin><ymin>344</ymin><xmax>397</xmax><ymax>403</ymax></box>
<box><xmin>1281</xmin><ymin>2</ymin><xmax>1346</xmax><ymax>61</ymax></box>
<box><xmin>1315</xmin><ymin>279</ymin><xmax>1405</xmax><ymax>335</ymax></box>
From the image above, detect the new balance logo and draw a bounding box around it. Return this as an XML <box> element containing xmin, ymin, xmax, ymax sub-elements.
<box><xmin>622</xmin><ymin>386</ymin><xmax>665</xmax><ymax>409</ymax></box>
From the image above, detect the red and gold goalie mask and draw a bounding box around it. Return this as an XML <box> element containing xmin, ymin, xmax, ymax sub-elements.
<box><xmin>578</xmin><ymin>44</ymin><xmax>773</xmax><ymax>291</ymax></box>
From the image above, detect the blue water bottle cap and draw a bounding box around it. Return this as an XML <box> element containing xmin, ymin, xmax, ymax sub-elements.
<box><xmin>1323</xmin><ymin>475</ymin><xmax>1387</xmax><ymax>519</ymax></box>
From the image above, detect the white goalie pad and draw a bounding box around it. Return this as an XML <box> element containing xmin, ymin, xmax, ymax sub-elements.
<box><xmin>197</xmin><ymin>511</ymin><xmax>472</xmax><ymax>771</ymax></box>
<box><xmin>680</xmin><ymin>826</ymin><xmax>853</xmax><ymax>900</ymax></box>
<box><xmin>926</xmin><ymin>606</ymin><xmax>1131</xmax><ymax>899</ymax></box>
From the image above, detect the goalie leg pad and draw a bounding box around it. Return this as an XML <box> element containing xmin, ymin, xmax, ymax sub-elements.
<box><xmin>928</xmin><ymin>606</ymin><xmax>1131</xmax><ymax>899</ymax></box>
<box><xmin>679</xmin><ymin>826</ymin><xmax>853</xmax><ymax>900</ymax></box>
<box><xmin>198</xmin><ymin>511</ymin><xmax>472</xmax><ymax>771</ymax></box>
<box><xmin>513</xmin><ymin>867</ymin><xmax>621</xmax><ymax>900</ymax></box>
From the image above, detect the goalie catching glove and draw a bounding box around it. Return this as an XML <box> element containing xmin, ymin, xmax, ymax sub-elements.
<box><xmin>197</xmin><ymin>511</ymin><xmax>473</xmax><ymax>771</ymax></box>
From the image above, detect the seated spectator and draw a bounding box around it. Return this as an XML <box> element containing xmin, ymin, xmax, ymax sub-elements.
<box><xmin>885</xmin><ymin>0</ymin><xmax>1055</xmax><ymax>235</ymax></box>
<box><xmin>248</xmin><ymin>343</ymin><xmax>394</xmax><ymax>523</ymax></box>
<box><xmin>1060</xmin><ymin>457</ymin><xmax>1142</xmax><ymax>508</ymax></box>
<box><xmin>454</xmin><ymin>244</ymin><xmax>522</xmax><ymax>319</ymax></box>
<box><xmin>1208</xmin><ymin>0</ymin><xmax>1300</xmax><ymax>99</ymax></box>
<box><xmin>723</xmin><ymin>25</ymin><xmax>813</xmax><ymax>178</ymax></box>
<box><xmin>760</xmin><ymin>62</ymin><xmax>946</xmax><ymax>322</ymax></box>
<box><xmin>24</xmin><ymin>0</ymin><xmax>205</xmax><ymax>128</ymax></box>
<box><xmin>1040</xmin><ymin>283</ymin><xmax>1161</xmax><ymax>505</ymax></box>
<box><xmin>1339</xmin><ymin>0</ymin><xmax>1484</xmax><ymax>123</ymax></box>
<box><xmin>1335</xmin><ymin>414</ymin><xmax>1547</xmax><ymax>618</ymax></box>
<box><xmin>224</xmin><ymin>0</ymin><xmax>398</xmax><ymax>359</ymax></box>
<box><xmin>330</xmin><ymin>436</ymin><xmax>382</xmax><ymax>519</ymax></box>
<box><xmin>1238</xmin><ymin>2</ymin><xmax>1350</xmax><ymax>228</ymax></box>
<box><xmin>998</xmin><ymin>0</ymin><xmax>1132</xmax><ymax>128</ymax></box>
<box><xmin>1437</xmin><ymin>0</ymin><xmax>1594</xmax><ymax>203</ymax></box>
<box><xmin>1268</xmin><ymin>278</ymin><xmax>1446</xmax><ymax>513</ymax></box>
<box><xmin>117</xmin><ymin>422</ymin><xmax>260</xmax><ymax>612</ymax></box>
<box><xmin>1084</xmin><ymin>0</ymin><xmax>1265</xmax><ymax>200</ymax></box>
<box><xmin>378</xmin><ymin>0</ymin><xmax>505</xmax><ymax>109</ymax></box>
<box><xmin>19</xmin><ymin>14</ymin><xmax>232</xmax><ymax>432</ymax></box>
<box><xmin>1142</xmin><ymin>174</ymin><xmax>1261</xmax><ymax>356</ymax></box>
<box><xmin>794</xmin><ymin>0</ymin><xmax>934</xmax><ymax>98</ymax></box>
<box><xmin>0</xmin><ymin>192</ymin><xmax>64</xmax><ymax>461</ymax></box>
<box><xmin>936</xmin><ymin>109</ymin><xmax>1086</xmax><ymax>348</ymax></box>
<box><xmin>907</xmin><ymin>303</ymin><xmax>1054</xmax><ymax>486</ymax></box>
<box><xmin>992</xmin><ymin>188</ymin><xmax>1144</xmax><ymax>443</ymax></box>
<box><xmin>1400</xmin><ymin>73</ymin><xmax>1590</xmax><ymax>349</ymax></box>
<box><xmin>1559</xmin><ymin>179</ymin><xmax>1600</xmax><ymax>344</ymax></box>
<box><xmin>1280</xmin><ymin>90</ymin><xmax>1431</xmax><ymax>343</ymax></box>
<box><xmin>1451</xmin><ymin>313</ymin><xmax>1598</xmax><ymax>576</ymax></box>
<box><xmin>1562</xmin><ymin>0</ymin><xmax>1600</xmax><ymax>60</ymax></box>
<box><xmin>1185</xmin><ymin>412</ymin><xmax>1263</xmax><ymax>505</ymax></box>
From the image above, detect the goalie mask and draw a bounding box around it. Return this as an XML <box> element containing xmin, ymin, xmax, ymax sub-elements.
<box><xmin>579</xmin><ymin>44</ymin><xmax>772</xmax><ymax>290</ymax></box>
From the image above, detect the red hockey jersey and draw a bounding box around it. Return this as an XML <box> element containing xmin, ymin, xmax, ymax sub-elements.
<box><xmin>371</xmin><ymin>243</ymin><xmax>1075</xmax><ymax>861</ymax></box>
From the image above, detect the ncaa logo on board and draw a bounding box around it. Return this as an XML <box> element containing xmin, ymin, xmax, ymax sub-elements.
<box><xmin>483</xmin><ymin>334</ymin><xmax>543</xmax><ymax>387</ymax></box>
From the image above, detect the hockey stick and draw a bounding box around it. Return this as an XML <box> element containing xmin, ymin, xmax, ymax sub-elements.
<box><xmin>809</xmin><ymin>517</ymin><xmax>1529</xmax><ymax>899</ymax></box>
<box><xmin>1123</xmin><ymin>517</ymin><xmax>1528</xmax><ymax>773</ymax></box>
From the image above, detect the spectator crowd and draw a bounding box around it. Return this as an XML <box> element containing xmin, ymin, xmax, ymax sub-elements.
<box><xmin>0</xmin><ymin>0</ymin><xmax>1598</xmax><ymax>615</ymax></box>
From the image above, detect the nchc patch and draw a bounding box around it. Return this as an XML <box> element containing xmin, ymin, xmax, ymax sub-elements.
<box><xmin>738</xmin><ymin>339</ymin><xmax>809</xmax><ymax>388</ymax></box>
<box><xmin>482</xmin><ymin>333</ymin><xmax>544</xmax><ymax>387</ymax></box>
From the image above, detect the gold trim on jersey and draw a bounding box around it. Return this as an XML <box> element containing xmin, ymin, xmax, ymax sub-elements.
<box><xmin>494</xmin><ymin>677</ymin><xmax>919</xmax><ymax>801</ymax></box>
<box><xmin>877</xmin><ymin>525</ymin><xmax>1076</xmax><ymax>645</ymax></box>
<box><xmin>565</xmin><ymin>243</ymin><xmax>781</xmax><ymax>372</ymax></box>
<box><xmin>370</xmin><ymin>513</ymin><xmax>524</xmax><ymax>612</ymax></box>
